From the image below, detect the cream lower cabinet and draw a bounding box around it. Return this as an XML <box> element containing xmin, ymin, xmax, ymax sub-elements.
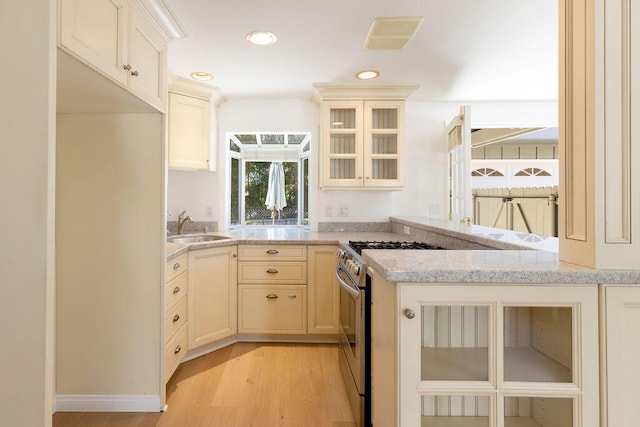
<box><xmin>164</xmin><ymin>253</ymin><xmax>188</xmax><ymax>383</ymax></box>
<box><xmin>371</xmin><ymin>277</ymin><xmax>599</xmax><ymax>427</ymax></box>
<box><xmin>307</xmin><ymin>245</ymin><xmax>339</xmax><ymax>334</ymax></box>
<box><xmin>237</xmin><ymin>244</ymin><xmax>307</xmax><ymax>334</ymax></box>
<box><xmin>601</xmin><ymin>285</ymin><xmax>640</xmax><ymax>427</ymax></box>
<box><xmin>188</xmin><ymin>246</ymin><xmax>237</xmax><ymax>349</ymax></box>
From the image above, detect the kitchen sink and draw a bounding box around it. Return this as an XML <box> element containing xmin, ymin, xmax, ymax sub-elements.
<box><xmin>168</xmin><ymin>234</ymin><xmax>231</xmax><ymax>244</ymax></box>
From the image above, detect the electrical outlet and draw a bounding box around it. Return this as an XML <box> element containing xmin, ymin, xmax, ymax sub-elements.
<box><xmin>338</xmin><ymin>206</ymin><xmax>349</xmax><ymax>217</ymax></box>
<box><xmin>403</xmin><ymin>225</ymin><xmax>411</xmax><ymax>235</ymax></box>
<box><xmin>325</xmin><ymin>207</ymin><xmax>333</xmax><ymax>217</ymax></box>
<box><xmin>205</xmin><ymin>205</ymin><xmax>214</xmax><ymax>218</ymax></box>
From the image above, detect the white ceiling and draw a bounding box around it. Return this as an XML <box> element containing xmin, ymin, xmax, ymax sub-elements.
<box><xmin>165</xmin><ymin>0</ymin><xmax>558</xmax><ymax>101</ymax></box>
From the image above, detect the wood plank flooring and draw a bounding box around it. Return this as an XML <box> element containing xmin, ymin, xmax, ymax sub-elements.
<box><xmin>53</xmin><ymin>342</ymin><xmax>356</xmax><ymax>427</ymax></box>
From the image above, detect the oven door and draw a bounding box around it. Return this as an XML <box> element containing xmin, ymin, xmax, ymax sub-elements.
<box><xmin>336</xmin><ymin>263</ymin><xmax>365</xmax><ymax>394</ymax></box>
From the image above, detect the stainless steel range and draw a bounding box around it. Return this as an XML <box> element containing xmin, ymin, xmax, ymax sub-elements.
<box><xmin>336</xmin><ymin>240</ymin><xmax>445</xmax><ymax>427</ymax></box>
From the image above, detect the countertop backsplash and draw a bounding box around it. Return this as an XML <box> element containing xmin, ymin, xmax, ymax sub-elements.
<box><xmin>167</xmin><ymin>221</ymin><xmax>218</xmax><ymax>235</ymax></box>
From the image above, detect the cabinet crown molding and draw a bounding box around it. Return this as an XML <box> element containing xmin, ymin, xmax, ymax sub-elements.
<box><xmin>168</xmin><ymin>74</ymin><xmax>226</xmax><ymax>106</ymax></box>
<box><xmin>311</xmin><ymin>83</ymin><xmax>419</xmax><ymax>104</ymax></box>
<box><xmin>134</xmin><ymin>0</ymin><xmax>188</xmax><ymax>41</ymax></box>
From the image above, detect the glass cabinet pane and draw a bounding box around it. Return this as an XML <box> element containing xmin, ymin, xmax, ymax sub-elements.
<box><xmin>503</xmin><ymin>307</ymin><xmax>573</xmax><ymax>383</ymax></box>
<box><xmin>330</xmin><ymin>159</ymin><xmax>355</xmax><ymax>179</ymax></box>
<box><xmin>330</xmin><ymin>108</ymin><xmax>356</xmax><ymax>129</ymax></box>
<box><xmin>504</xmin><ymin>397</ymin><xmax>573</xmax><ymax>426</ymax></box>
<box><xmin>422</xmin><ymin>306</ymin><xmax>490</xmax><ymax>381</ymax></box>
<box><xmin>371</xmin><ymin>108</ymin><xmax>398</xmax><ymax>129</ymax></box>
<box><xmin>330</xmin><ymin>134</ymin><xmax>356</xmax><ymax>154</ymax></box>
<box><xmin>422</xmin><ymin>395</ymin><xmax>490</xmax><ymax>426</ymax></box>
<box><xmin>372</xmin><ymin>134</ymin><xmax>398</xmax><ymax>154</ymax></box>
<box><xmin>371</xmin><ymin>159</ymin><xmax>398</xmax><ymax>180</ymax></box>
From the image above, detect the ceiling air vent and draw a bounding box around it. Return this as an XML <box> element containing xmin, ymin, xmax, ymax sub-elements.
<box><xmin>364</xmin><ymin>17</ymin><xmax>424</xmax><ymax>50</ymax></box>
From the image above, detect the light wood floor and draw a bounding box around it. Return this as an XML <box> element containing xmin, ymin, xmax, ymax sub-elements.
<box><xmin>53</xmin><ymin>342</ymin><xmax>356</xmax><ymax>427</ymax></box>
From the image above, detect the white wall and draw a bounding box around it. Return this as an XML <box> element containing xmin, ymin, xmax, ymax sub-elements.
<box><xmin>167</xmin><ymin>95</ymin><xmax>557</xmax><ymax>230</ymax></box>
<box><xmin>0</xmin><ymin>0</ymin><xmax>56</xmax><ymax>426</ymax></box>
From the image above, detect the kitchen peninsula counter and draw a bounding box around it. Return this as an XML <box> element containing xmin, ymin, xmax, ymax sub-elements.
<box><xmin>362</xmin><ymin>248</ymin><xmax>640</xmax><ymax>284</ymax></box>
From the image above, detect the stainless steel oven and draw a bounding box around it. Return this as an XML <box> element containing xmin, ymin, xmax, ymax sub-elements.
<box><xmin>336</xmin><ymin>246</ymin><xmax>370</xmax><ymax>427</ymax></box>
<box><xmin>336</xmin><ymin>240</ymin><xmax>445</xmax><ymax>427</ymax></box>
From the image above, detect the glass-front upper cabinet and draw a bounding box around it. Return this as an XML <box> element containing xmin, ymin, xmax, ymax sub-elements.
<box><xmin>321</xmin><ymin>100</ymin><xmax>404</xmax><ymax>189</ymax></box>
<box><xmin>398</xmin><ymin>285</ymin><xmax>599</xmax><ymax>427</ymax></box>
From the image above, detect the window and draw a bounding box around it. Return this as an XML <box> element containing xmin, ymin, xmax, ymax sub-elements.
<box><xmin>228</xmin><ymin>132</ymin><xmax>310</xmax><ymax>227</ymax></box>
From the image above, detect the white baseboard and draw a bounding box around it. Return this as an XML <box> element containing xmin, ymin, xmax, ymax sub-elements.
<box><xmin>55</xmin><ymin>394</ymin><xmax>162</xmax><ymax>412</ymax></box>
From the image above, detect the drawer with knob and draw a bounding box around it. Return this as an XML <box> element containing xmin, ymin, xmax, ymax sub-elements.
<box><xmin>166</xmin><ymin>253</ymin><xmax>188</xmax><ymax>282</ymax></box>
<box><xmin>164</xmin><ymin>322</ymin><xmax>188</xmax><ymax>383</ymax></box>
<box><xmin>238</xmin><ymin>285</ymin><xmax>307</xmax><ymax>334</ymax></box>
<box><xmin>238</xmin><ymin>244</ymin><xmax>306</xmax><ymax>261</ymax></box>
<box><xmin>238</xmin><ymin>261</ymin><xmax>306</xmax><ymax>284</ymax></box>
<box><xmin>165</xmin><ymin>271</ymin><xmax>188</xmax><ymax>310</ymax></box>
<box><xmin>165</xmin><ymin>296</ymin><xmax>187</xmax><ymax>344</ymax></box>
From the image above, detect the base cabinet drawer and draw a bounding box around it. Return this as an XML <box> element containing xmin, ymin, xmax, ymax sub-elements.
<box><xmin>165</xmin><ymin>296</ymin><xmax>187</xmax><ymax>344</ymax></box>
<box><xmin>165</xmin><ymin>271</ymin><xmax>188</xmax><ymax>310</ymax></box>
<box><xmin>238</xmin><ymin>244</ymin><xmax>306</xmax><ymax>261</ymax></box>
<box><xmin>166</xmin><ymin>253</ymin><xmax>188</xmax><ymax>282</ymax></box>
<box><xmin>238</xmin><ymin>261</ymin><xmax>306</xmax><ymax>284</ymax></box>
<box><xmin>164</xmin><ymin>322</ymin><xmax>188</xmax><ymax>383</ymax></box>
<box><xmin>238</xmin><ymin>285</ymin><xmax>307</xmax><ymax>334</ymax></box>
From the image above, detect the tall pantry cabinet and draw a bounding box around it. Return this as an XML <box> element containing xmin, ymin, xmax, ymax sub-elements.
<box><xmin>55</xmin><ymin>0</ymin><xmax>185</xmax><ymax>413</ymax></box>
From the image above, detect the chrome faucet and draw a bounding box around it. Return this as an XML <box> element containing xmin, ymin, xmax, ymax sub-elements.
<box><xmin>177</xmin><ymin>210</ymin><xmax>193</xmax><ymax>235</ymax></box>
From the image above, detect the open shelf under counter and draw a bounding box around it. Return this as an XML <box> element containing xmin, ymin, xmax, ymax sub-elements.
<box><xmin>421</xmin><ymin>347</ymin><xmax>571</xmax><ymax>383</ymax></box>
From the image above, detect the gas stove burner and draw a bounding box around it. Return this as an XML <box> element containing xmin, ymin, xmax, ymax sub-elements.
<box><xmin>347</xmin><ymin>240</ymin><xmax>445</xmax><ymax>255</ymax></box>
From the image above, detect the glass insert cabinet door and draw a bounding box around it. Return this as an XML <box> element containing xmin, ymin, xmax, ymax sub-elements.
<box><xmin>322</xmin><ymin>99</ymin><xmax>404</xmax><ymax>188</ymax></box>
<box><xmin>363</xmin><ymin>100</ymin><xmax>404</xmax><ymax>187</ymax></box>
<box><xmin>323</xmin><ymin>100</ymin><xmax>363</xmax><ymax>187</ymax></box>
<box><xmin>398</xmin><ymin>285</ymin><xmax>599</xmax><ymax>427</ymax></box>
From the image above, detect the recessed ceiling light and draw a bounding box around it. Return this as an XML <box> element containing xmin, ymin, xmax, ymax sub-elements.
<box><xmin>356</xmin><ymin>70</ymin><xmax>380</xmax><ymax>80</ymax></box>
<box><xmin>190</xmin><ymin>71</ymin><xmax>214</xmax><ymax>81</ymax></box>
<box><xmin>246</xmin><ymin>30</ymin><xmax>277</xmax><ymax>46</ymax></box>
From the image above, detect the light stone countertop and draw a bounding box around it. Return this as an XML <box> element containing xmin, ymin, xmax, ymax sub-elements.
<box><xmin>362</xmin><ymin>249</ymin><xmax>640</xmax><ymax>284</ymax></box>
<box><xmin>391</xmin><ymin>216</ymin><xmax>559</xmax><ymax>252</ymax></box>
<box><xmin>166</xmin><ymin>229</ymin><xmax>412</xmax><ymax>260</ymax></box>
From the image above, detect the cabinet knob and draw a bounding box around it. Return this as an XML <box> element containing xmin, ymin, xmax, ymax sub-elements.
<box><xmin>266</xmin><ymin>294</ymin><xmax>279</xmax><ymax>299</ymax></box>
<box><xmin>366</xmin><ymin>176</ymin><xmax>371</xmax><ymax>179</ymax></box>
<box><xmin>174</xmin><ymin>345</ymin><xmax>181</xmax><ymax>355</ymax></box>
<box><xmin>173</xmin><ymin>262</ymin><xmax>180</xmax><ymax>270</ymax></box>
<box><xmin>403</xmin><ymin>308</ymin><xmax>416</xmax><ymax>319</ymax></box>
<box><xmin>266</xmin><ymin>268</ymin><xmax>279</xmax><ymax>274</ymax></box>
<box><xmin>232</xmin><ymin>253</ymin><xmax>237</xmax><ymax>258</ymax></box>
<box><xmin>266</xmin><ymin>249</ymin><xmax>279</xmax><ymax>255</ymax></box>
<box><xmin>123</xmin><ymin>64</ymin><xmax>132</xmax><ymax>71</ymax></box>
<box><xmin>288</xmin><ymin>294</ymin><xmax>297</xmax><ymax>299</ymax></box>
<box><xmin>172</xmin><ymin>286</ymin><xmax>181</xmax><ymax>294</ymax></box>
<box><xmin>131</xmin><ymin>70</ymin><xmax>139</xmax><ymax>77</ymax></box>
<box><xmin>173</xmin><ymin>314</ymin><xmax>180</xmax><ymax>323</ymax></box>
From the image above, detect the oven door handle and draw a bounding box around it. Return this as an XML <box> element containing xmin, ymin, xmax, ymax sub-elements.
<box><xmin>335</xmin><ymin>264</ymin><xmax>361</xmax><ymax>299</ymax></box>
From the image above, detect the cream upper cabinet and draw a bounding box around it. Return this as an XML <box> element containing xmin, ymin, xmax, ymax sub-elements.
<box><xmin>58</xmin><ymin>0</ymin><xmax>170</xmax><ymax>111</ymax></box>
<box><xmin>321</xmin><ymin>99</ymin><xmax>404</xmax><ymax>189</ymax></box>
<box><xmin>372</xmin><ymin>277</ymin><xmax>599</xmax><ymax>427</ymax></box>
<box><xmin>167</xmin><ymin>78</ymin><xmax>224</xmax><ymax>171</ymax></box>
<box><xmin>168</xmin><ymin>92</ymin><xmax>212</xmax><ymax>170</ymax></box>
<box><xmin>307</xmin><ymin>245</ymin><xmax>339</xmax><ymax>335</ymax></box>
<box><xmin>188</xmin><ymin>246</ymin><xmax>237</xmax><ymax>349</ymax></box>
<box><xmin>59</xmin><ymin>0</ymin><xmax>130</xmax><ymax>85</ymax></box>
<box><xmin>127</xmin><ymin>4</ymin><xmax>167</xmax><ymax>111</ymax></box>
